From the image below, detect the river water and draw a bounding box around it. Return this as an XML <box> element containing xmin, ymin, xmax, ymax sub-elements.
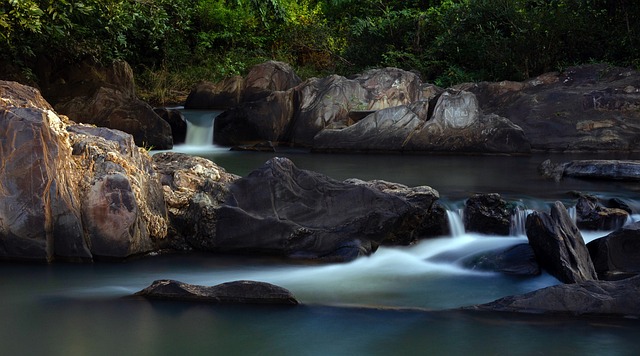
<box><xmin>2</xmin><ymin>112</ymin><xmax>640</xmax><ymax>355</ymax></box>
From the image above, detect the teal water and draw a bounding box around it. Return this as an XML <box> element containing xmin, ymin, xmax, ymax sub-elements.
<box><xmin>3</xmin><ymin>126</ymin><xmax>640</xmax><ymax>355</ymax></box>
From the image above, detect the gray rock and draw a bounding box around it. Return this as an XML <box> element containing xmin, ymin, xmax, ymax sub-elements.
<box><xmin>463</xmin><ymin>193</ymin><xmax>512</xmax><ymax>236</ymax></box>
<box><xmin>184</xmin><ymin>76</ymin><xmax>244</xmax><ymax>110</ymax></box>
<box><xmin>467</xmin><ymin>275</ymin><xmax>640</xmax><ymax>317</ymax></box>
<box><xmin>575</xmin><ymin>193</ymin><xmax>628</xmax><ymax>231</ymax></box>
<box><xmin>541</xmin><ymin>160</ymin><xmax>640</xmax><ymax>181</ymax></box>
<box><xmin>135</xmin><ymin>279</ymin><xmax>299</xmax><ymax>305</ymax></box>
<box><xmin>461</xmin><ymin>243</ymin><xmax>540</xmax><ymax>276</ymax></box>
<box><xmin>525</xmin><ymin>201</ymin><xmax>598</xmax><ymax>283</ymax></box>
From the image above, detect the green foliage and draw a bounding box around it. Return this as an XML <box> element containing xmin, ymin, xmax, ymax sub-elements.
<box><xmin>2</xmin><ymin>0</ymin><xmax>640</xmax><ymax>101</ymax></box>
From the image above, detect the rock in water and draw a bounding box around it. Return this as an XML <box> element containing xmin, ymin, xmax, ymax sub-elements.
<box><xmin>575</xmin><ymin>193</ymin><xmax>628</xmax><ymax>231</ymax></box>
<box><xmin>588</xmin><ymin>222</ymin><xmax>640</xmax><ymax>280</ymax></box>
<box><xmin>135</xmin><ymin>279</ymin><xmax>299</xmax><ymax>305</ymax></box>
<box><xmin>463</xmin><ymin>193</ymin><xmax>512</xmax><ymax>236</ymax></box>
<box><xmin>525</xmin><ymin>202</ymin><xmax>597</xmax><ymax>283</ymax></box>
<box><xmin>467</xmin><ymin>276</ymin><xmax>640</xmax><ymax>317</ymax></box>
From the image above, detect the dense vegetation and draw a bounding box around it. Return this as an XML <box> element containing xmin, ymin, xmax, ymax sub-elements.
<box><xmin>1</xmin><ymin>0</ymin><xmax>639</xmax><ymax>103</ymax></box>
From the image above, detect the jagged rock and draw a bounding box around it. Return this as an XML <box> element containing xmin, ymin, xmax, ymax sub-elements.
<box><xmin>0</xmin><ymin>81</ymin><xmax>168</xmax><ymax>262</ymax></box>
<box><xmin>154</xmin><ymin>108</ymin><xmax>187</xmax><ymax>145</ymax></box>
<box><xmin>135</xmin><ymin>279</ymin><xmax>299</xmax><ymax>305</ymax></box>
<box><xmin>525</xmin><ymin>201</ymin><xmax>597</xmax><ymax>283</ymax></box>
<box><xmin>46</xmin><ymin>60</ymin><xmax>172</xmax><ymax>149</ymax></box>
<box><xmin>460</xmin><ymin>243</ymin><xmax>540</xmax><ymax>276</ymax></box>
<box><xmin>587</xmin><ymin>222</ymin><xmax>640</xmax><ymax>280</ymax></box>
<box><xmin>152</xmin><ymin>152</ymin><xmax>239</xmax><ymax>251</ymax></box>
<box><xmin>465</xmin><ymin>64</ymin><xmax>640</xmax><ymax>151</ymax></box>
<box><xmin>467</xmin><ymin>275</ymin><xmax>640</xmax><ymax>317</ymax></box>
<box><xmin>463</xmin><ymin>193</ymin><xmax>512</xmax><ymax>236</ymax></box>
<box><xmin>575</xmin><ymin>193</ymin><xmax>628</xmax><ymax>231</ymax></box>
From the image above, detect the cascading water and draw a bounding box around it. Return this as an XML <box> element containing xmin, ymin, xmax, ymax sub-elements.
<box><xmin>177</xmin><ymin>109</ymin><xmax>226</xmax><ymax>150</ymax></box>
<box><xmin>509</xmin><ymin>206</ymin><xmax>533</xmax><ymax>236</ymax></box>
<box><xmin>445</xmin><ymin>209</ymin><xmax>465</xmax><ymax>237</ymax></box>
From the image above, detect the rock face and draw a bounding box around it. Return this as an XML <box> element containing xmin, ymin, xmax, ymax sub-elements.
<box><xmin>0</xmin><ymin>80</ymin><xmax>168</xmax><ymax>262</ymax></box>
<box><xmin>135</xmin><ymin>279</ymin><xmax>299</xmax><ymax>305</ymax></box>
<box><xmin>540</xmin><ymin>159</ymin><xmax>640</xmax><ymax>181</ymax></box>
<box><xmin>184</xmin><ymin>76</ymin><xmax>244</xmax><ymax>109</ymax></box>
<box><xmin>463</xmin><ymin>193</ymin><xmax>512</xmax><ymax>235</ymax></box>
<box><xmin>468</xmin><ymin>276</ymin><xmax>640</xmax><ymax>317</ymax></box>
<box><xmin>154</xmin><ymin>108</ymin><xmax>187</xmax><ymax>145</ymax></box>
<box><xmin>313</xmin><ymin>90</ymin><xmax>531</xmax><ymax>154</ymax></box>
<box><xmin>45</xmin><ymin>60</ymin><xmax>173</xmax><ymax>149</ymax></box>
<box><xmin>525</xmin><ymin>201</ymin><xmax>598</xmax><ymax>283</ymax></box>
<box><xmin>588</xmin><ymin>222</ymin><xmax>640</xmax><ymax>280</ymax></box>
<box><xmin>575</xmin><ymin>193</ymin><xmax>628</xmax><ymax>231</ymax></box>
<box><xmin>464</xmin><ymin>64</ymin><xmax>640</xmax><ymax>151</ymax></box>
<box><xmin>152</xmin><ymin>152</ymin><xmax>239</xmax><ymax>250</ymax></box>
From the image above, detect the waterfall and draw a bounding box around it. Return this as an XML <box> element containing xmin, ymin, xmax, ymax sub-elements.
<box><xmin>180</xmin><ymin>110</ymin><xmax>223</xmax><ymax>147</ymax></box>
<box><xmin>446</xmin><ymin>209</ymin><xmax>465</xmax><ymax>237</ymax></box>
<box><xmin>509</xmin><ymin>207</ymin><xmax>533</xmax><ymax>236</ymax></box>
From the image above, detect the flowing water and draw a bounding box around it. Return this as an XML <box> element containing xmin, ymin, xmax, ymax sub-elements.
<box><xmin>3</xmin><ymin>111</ymin><xmax>640</xmax><ymax>355</ymax></box>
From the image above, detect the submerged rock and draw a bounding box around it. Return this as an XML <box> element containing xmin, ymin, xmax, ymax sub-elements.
<box><xmin>135</xmin><ymin>279</ymin><xmax>299</xmax><ymax>305</ymax></box>
<box><xmin>467</xmin><ymin>275</ymin><xmax>640</xmax><ymax>317</ymax></box>
<box><xmin>461</xmin><ymin>243</ymin><xmax>540</xmax><ymax>276</ymax></box>
<box><xmin>525</xmin><ymin>201</ymin><xmax>597</xmax><ymax>283</ymax></box>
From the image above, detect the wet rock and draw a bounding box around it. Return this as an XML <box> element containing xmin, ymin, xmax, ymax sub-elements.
<box><xmin>575</xmin><ymin>193</ymin><xmax>628</xmax><ymax>231</ymax></box>
<box><xmin>135</xmin><ymin>279</ymin><xmax>299</xmax><ymax>305</ymax></box>
<box><xmin>465</xmin><ymin>64</ymin><xmax>640</xmax><ymax>152</ymax></box>
<box><xmin>461</xmin><ymin>243</ymin><xmax>540</xmax><ymax>276</ymax></box>
<box><xmin>463</xmin><ymin>193</ymin><xmax>512</xmax><ymax>236</ymax></box>
<box><xmin>540</xmin><ymin>160</ymin><xmax>640</xmax><ymax>181</ymax></box>
<box><xmin>525</xmin><ymin>201</ymin><xmax>597</xmax><ymax>283</ymax></box>
<box><xmin>587</xmin><ymin>222</ymin><xmax>640</xmax><ymax>280</ymax></box>
<box><xmin>467</xmin><ymin>275</ymin><xmax>640</xmax><ymax>317</ymax></box>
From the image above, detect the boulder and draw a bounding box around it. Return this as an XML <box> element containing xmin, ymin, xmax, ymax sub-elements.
<box><xmin>467</xmin><ymin>275</ymin><xmax>640</xmax><ymax>317</ymax></box>
<box><xmin>214</xmin><ymin>89</ymin><xmax>295</xmax><ymax>146</ymax></box>
<box><xmin>184</xmin><ymin>76</ymin><xmax>244</xmax><ymax>109</ymax></box>
<box><xmin>135</xmin><ymin>279</ymin><xmax>299</xmax><ymax>305</ymax></box>
<box><xmin>0</xmin><ymin>81</ymin><xmax>168</xmax><ymax>262</ymax></box>
<box><xmin>463</xmin><ymin>193</ymin><xmax>512</xmax><ymax>236</ymax></box>
<box><xmin>464</xmin><ymin>64</ymin><xmax>640</xmax><ymax>152</ymax></box>
<box><xmin>47</xmin><ymin>60</ymin><xmax>173</xmax><ymax>149</ymax></box>
<box><xmin>539</xmin><ymin>159</ymin><xmax>640</xmax><ymax>181</ymax></box>
<box><xmin>176</xmin><ymin>157</ymin><xmax>441</xmax><ymax>260</ymax></box>
<box><xmin>152</xmin><ymin>152</ymin><xmax>239</xmax><ymax>250</ymax></box>
<box><xmin>587</xmin><ymin>222</ymin><xmax>640</xmax><ymax>280</ymax></box>
<box><xmin>525</xmin><ymin>201</ymin><xmax>597</xmax><ymax>283</ymax></box>
<box><xmin>154</xmin><ymin>108</ymin><xmax>187</xmax><ymax>145</ymax></box>
<box><xmin>313</xmin><ymin>90</ymin><xmax>531</xmax><ymax>154</ymax></box>
<box><xmin>574</xmin><ymin>193</ymin><xmax>628</xmax><ymax>231</ymax></box>
<box><xmin>242</xmin><ymin>61</ymin><xmax>302</xmax><ymax>102</ymax></box>
<box><xmin>460</xmin><ymin>243</ymin><xmax>540</xmax><ymax>276</ymax></box>
<box><xmin>291</xmin><ymin>68</ymin><xmax>423</xmax><ymax>147</ymax></box>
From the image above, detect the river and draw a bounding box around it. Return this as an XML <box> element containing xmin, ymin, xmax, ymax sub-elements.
<box><xmin>2</xmin><ymin>111</ymin><xmax>640</xmax><ymax>355</ymax></box>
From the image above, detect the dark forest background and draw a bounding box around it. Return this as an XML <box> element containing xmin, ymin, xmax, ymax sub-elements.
<box><xmin>2</xmin><ymin>0</ymin><xmax>638</xmax><ymax>104</ymax></box>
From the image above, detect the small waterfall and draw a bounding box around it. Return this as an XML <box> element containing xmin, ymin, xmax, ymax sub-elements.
<box><xmin>446</xmin><ymin>209</ymin><xmax>465</xmax><ymax>237</ymax></box>
<box><xmin>181</xmin><ymin>110</ymin><xmax>223</xmax><ymax>147</ymax></box>
<box><xmin>509</xmin><ymin>207</ymin><xmax>533</xmax><ymax>236</ymax></box>
<box><xmin>567</xmin><ymin>205</ymin><xmax>577</xmax><ymax>223</ymax></box>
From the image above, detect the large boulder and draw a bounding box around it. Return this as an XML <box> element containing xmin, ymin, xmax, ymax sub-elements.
<box><xmin>242</xmin><ymin>61</ymin><xmax>302</xmax><ymax>101</ymax></box>
<box><xmin>154</xmin><ymin>108</ymin><xmax>187</xmax><ymax>145</ymax></box>
<box><xmin>587</xmin><ymin>222</ymin><xmax>640</xmax><ymax>280</ymax></box>
<box><xmin>464</xmin><ymin>64</ymin><xmax>640</xmax><ymax>152</ymax></box>
<box><xmin>135</xmin><ymin>279</ymin><xmax>299</xmax><ymax>305</ymax></box>
<box><xmin>468</xmin><ymin>275</ymin><xmax>640</xmax><ymax>317</ymax></box>
<box><xmin>173</xmin><ymin>157</ymin><xmax>441</xmax><ymax>260</ymax></box>
<box><xmin>313</xmin><ymin>90</ymin><xmax>530</xmax><ymax>154</ymax></box>
<box><xmin>46</xmin><ymin>60</ymin><xmax>173</xmax><ymax>149</ymax></box>
<box><xmin>184</xmin><ymin>76</ymin><xmax>245</xmax><ymax>110</ymax></box>
<box><xmin>0</xmin><ymin>81</ymin><xmax>168</xmax><ymax>262</ymax></box>
<box><xmin>525</xmin><ymin>201</ymin><xmax>597</xmax><ymax>283</ymax></box>
<box><xmin>152</xmin><ymin>152</ymin><xmax>239</xmax><ymax>250</ymax></box>
<box><xmin>463</xmin><ymin>193</ymin><xmax>512</xmax><ymax>236</ymax></box>
<box><xmin>292</xmin><ymin>68</ymin><xmax>423</xmax><ymax>147</ymax></box>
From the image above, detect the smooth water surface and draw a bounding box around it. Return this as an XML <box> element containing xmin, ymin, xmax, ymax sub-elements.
<box><xmin>4</xmin><ymin>132</ymin><xmax>640</xmax><ymax>355</ymax></box>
